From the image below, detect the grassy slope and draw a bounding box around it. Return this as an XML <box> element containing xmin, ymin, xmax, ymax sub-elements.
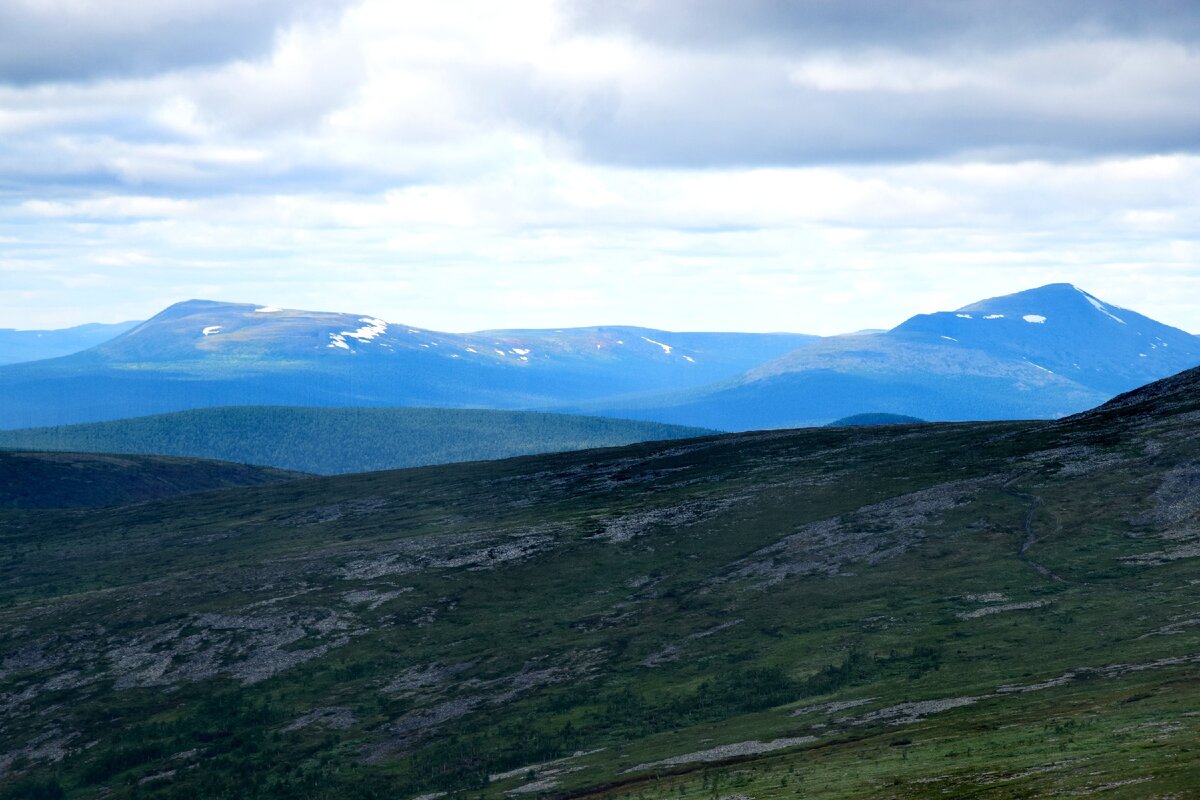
<box><xmin>0</xmin><ymin>450</ymin><xmax>302</xmax><ymax>508</ymax></box>
<box><xmin>2</xmin><ymin>369</ymin><xmax>1200</xmax><ymax>798</ymax></box>
<box><xmin>0</xmin><ymin>406</ymin><xmax>716</xmax><ymax>474</ymax></box>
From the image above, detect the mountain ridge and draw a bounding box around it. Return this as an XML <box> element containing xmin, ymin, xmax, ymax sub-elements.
<box><xmin>1</xmin><ymin>284</ymin><xmax>1196</xmax><ymax>431</ymax></box>
<box><xmin>0</xmin><ymin>300</ymin><xmax>818</xmax><ymax>428</ymax></box>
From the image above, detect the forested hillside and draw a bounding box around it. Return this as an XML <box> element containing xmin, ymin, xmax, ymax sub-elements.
<box><xmin>0</xmin><ymin>406</ymin><xmax>715</xmax><ymax>474</ymax></box>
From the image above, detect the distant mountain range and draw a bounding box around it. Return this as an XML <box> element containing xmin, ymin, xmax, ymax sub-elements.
<box><xmin>0</xmin><ymin>284</ymin><xmax>1196</xmax><ymax>431</ymax></box>
<box><xmin>0</xmin><ymin>300</ymin><xmax>815</xmax><ymax>428</ymax></box>
<box><xmin>0</xmin><ymin>320</ymin><xmax>139</xmax><ymax>365</ymax></box>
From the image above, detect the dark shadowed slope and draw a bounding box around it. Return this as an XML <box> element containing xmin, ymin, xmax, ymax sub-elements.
<box><xmin>3</xmin><ymin>365</ymin><xmax>1200</xmax><ymax>797</ymax></box>
<box><xmin>0</xmin><ymin>450</ymin><xmax>302</xmax><ymax>508</ymax></box>
<box><xmin>0</xmin><ymin>406</ymin><xmax>716</xmax><ymax>474</ymax></box>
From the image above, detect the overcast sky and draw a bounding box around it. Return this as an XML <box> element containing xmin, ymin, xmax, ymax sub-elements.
<box><xmin>1</xmin><ymin>0</ymin><xmax>1198</xmax><ymax>333</ymax></box>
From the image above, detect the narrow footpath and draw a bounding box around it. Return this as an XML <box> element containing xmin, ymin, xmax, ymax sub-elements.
<box><xmin>1002</xmin><ymin>476</ymin><xmax>1068</xmax><ymax>584</ymax></box>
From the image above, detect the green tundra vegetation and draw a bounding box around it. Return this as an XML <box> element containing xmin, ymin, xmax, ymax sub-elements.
<box><xmin>2</xmin><ymin>367</ymin><xmax>1200</xmax><ymax>798</ymax></box>
<box><xmin>0</xmin><ymin>406</ymin><xmax>715</xmax><ymax>475</ymax></box>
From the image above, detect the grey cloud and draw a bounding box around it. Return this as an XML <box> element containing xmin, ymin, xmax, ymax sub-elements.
<box><xmin>566</xmin><ymin>0</ymin><xmax>1200</xmax><ymax>53</ymax></box>
<box><xmin>556</xmin><ymin>65</ymin><xmax>1200</xmax><ymax>167</ymax></box>
<box><xmin>548</xmin><ymin>1</ymin><xmax>1200</xmax><ymax>167</ymax></box>
<box><xmin>0</xmin><ymin>0</ymin><xmax>351</xmax><ymax>85</ymax></box>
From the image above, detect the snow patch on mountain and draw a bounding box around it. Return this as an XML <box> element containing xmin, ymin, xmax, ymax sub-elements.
<box><xmin>201</xmin><ymin>326</ymin><xmax>221</xmax><ymax>336</ymax></box>
<box><xmin>254</xmin><ymin>306</ymin><xmax>281</xmax><ymax>313</ymax></box>
<box><xmin>1079</xmin><ymin>290</ymin><xmax>1127</xmax><ymax>325</ymax></box>
<box><xmin>1023</xmin><ymin>315</ymin><xmax>1047</xmax><ymax>324</ymax></box>
<box><xmin>642</xmin><ymin>336</ymin><xmax>673</xmax><ymax>354</ymax></box>
<box><xmin>984</xmin><ymin>314</ymin><xmax>1004</xmax><ymax>320</ymax></box>
<box><xmin>328</xmin><ymin>318</ymin><xmax>388</xmax><ymax>350</ymax></box>
<box><xmin>346</xmin><ymin>318</ymin><xmax>387</xmax><ymax>342</ymax></box>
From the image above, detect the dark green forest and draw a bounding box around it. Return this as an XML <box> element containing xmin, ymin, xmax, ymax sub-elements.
<box><xmin>0</xmin><ymin>406</ymin><xmax>714</xmax><ymax>474</ymax></box>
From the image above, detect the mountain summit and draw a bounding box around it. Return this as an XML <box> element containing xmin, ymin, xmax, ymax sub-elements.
<box><xmin>588</xmin><ymin>284</ymin><xmax>1200</xmax><ymax>430</ymax></box>
<box><xmin>893</xmin><ymin>283</ymin><xmax>1200</xmax><ymax>393</ymax></box>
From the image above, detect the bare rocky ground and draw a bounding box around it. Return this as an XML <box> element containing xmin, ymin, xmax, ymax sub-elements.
<box><xmin>624</xmin><ymin>737</ymin><xmax>818</xmax><ymax>774</ymax></box>
<box><xmin>1124</xmin><ymin>462</ymin><xmax>1200</xmax><ymax>565</ymax></box>
<box><xmin>723</xmin><ymin>476</ymin><xmax>1002</xmax><ymax>586</ymax></box>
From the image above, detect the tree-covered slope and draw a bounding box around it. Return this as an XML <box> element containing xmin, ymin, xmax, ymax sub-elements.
<box><xmin>0</xmin><ymin>407</ymin><xmax>716</xmax><ymax>474</ymax></box>
<box><xmin>3</xmin><ymin>368</ymin><xmax>1200</xmax><ymax>798</ymax></box>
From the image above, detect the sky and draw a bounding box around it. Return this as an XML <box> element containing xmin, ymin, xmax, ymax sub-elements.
<box><xmin>1</xmin><ymin>0</ymin><xmax>1198</xmax><ymax>335</ymax></box>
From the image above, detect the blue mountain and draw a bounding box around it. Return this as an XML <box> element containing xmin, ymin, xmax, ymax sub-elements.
<box><xmin>0</xmin><ymin>320</ymin><xmax>139</xmax><ymax>365</ymax></box>
<box><xmin>587</xmin><ymin>284</ymin><xmax>1200</xmax><ymax>429</ymax></box>
<box><xmin>894</xmin><ymin>283</ymin><xmax>1197</xmax><ymax>394</ymax></box>
<box><xmin>0</xmin><ymin>300</ymin><xmax>816</xmax><ymax>428</ymax></box>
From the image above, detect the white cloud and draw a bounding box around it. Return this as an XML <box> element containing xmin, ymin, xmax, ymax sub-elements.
<box><xmin>0</xmin><ymin>0</ymin><xmax>1197</xmax><ymax>335</ymax></box>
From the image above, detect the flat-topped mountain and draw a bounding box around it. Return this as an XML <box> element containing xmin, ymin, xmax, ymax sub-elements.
<box><xmin>0</xmin><ymin>301</ymin><xmax>815</xmax><ymax>428</ymax></box>
<box><xmin>82</xmin><ymin>299</ymin><xmax>814</xmax><ymax>372</ymax></box>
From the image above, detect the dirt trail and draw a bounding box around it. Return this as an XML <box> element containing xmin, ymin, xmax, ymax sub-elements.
<box><xmin>1002</xmin><ymin>477</ymin><xmax>1068</xmax><ymax>583</ymax></box>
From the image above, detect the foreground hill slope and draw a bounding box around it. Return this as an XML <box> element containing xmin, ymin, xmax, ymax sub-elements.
<box><xmin>0</xmin><ymin>406</ymin><xmax>715</xmax><ymax>474</ymax></box>
<box><xmin>595</xmin><ymin>283</ymin><xmax>1200</xmax><ymax>429</ymax></box>
<box><xmin>3</xmin><ymin>367</ymin><xmax>1200</xmax><ymax>797</ymax></box>
<box><xmin>0</xmin><ymin>300</ymin><xmax>815</xmax><ymax>428</ymax></box>
<box><xmin>0</xmin><ymin>450</ymin><xmax>301</xmax><ymax>508</ymax></box>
